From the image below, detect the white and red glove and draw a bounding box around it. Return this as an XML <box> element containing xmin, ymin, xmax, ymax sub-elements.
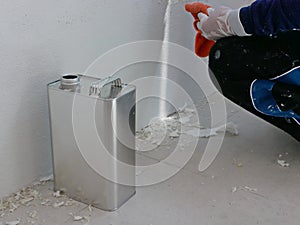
<box><xmin>197</xmin><ymin>6</ymin><xmax>250</xmax><ymax>41</ymax></box>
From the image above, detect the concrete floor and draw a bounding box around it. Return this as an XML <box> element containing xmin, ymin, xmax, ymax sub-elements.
<box><xmin>1</xmin><ymin>97</ymin><xmax>300</xmax><ymax>225</ymax></box>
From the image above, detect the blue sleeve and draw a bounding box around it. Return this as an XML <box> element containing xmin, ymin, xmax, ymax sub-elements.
<box><xmin>240</xmin><ymin>0</ymin><xmax>300</xmax><ymax>36</ymax></box>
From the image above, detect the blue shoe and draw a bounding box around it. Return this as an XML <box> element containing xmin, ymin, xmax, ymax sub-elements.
<box><xmin>250</xmin><ymin>66</ymin><xmax>300</xmax><ymax>120</ymax></box>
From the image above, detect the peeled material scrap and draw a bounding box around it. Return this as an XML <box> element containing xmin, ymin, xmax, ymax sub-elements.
<box><xmin>184</xmin><ymin>122</ymin><xmax>239</xmax><ymax>138</ymax></box>
<box><xmin>136</xmin><ymin>103</ymin><xmax>239</xmax><ymax>153</ymax></box>
<box><xmin>5</xmin><ymin>221</ymin><xmax>20</xmax><ymax>225</ymax></box>
<box><xmin>52</xmin><ymin>201</ymin><xmax>65</xmax><ymax>208</ymax></box>
<box><xmin>277</xmin><ymin>159</ymin><xmax>290</xmax><ymax>167</ymax></box>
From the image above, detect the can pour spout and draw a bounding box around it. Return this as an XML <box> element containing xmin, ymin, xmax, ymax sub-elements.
<box><xmin>60</xmin><ymin>74</ymin><xmax>80</xmax><ymax>90</ymax></box>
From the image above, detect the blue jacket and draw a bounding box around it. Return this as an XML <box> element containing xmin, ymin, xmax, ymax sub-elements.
<box><xmin>240</xmin><ymin>0</ymin><xmax>300</xmax><ymax>36</ymax></box>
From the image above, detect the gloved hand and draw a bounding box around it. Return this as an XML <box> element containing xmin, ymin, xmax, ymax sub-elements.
<box><xmin>197</xmin><ymin>6</ymin><xmax>234</xmax><ymax>40</ymax></box>
<box><xmin>185</xmin><ymin>2</ymin><xmax>216</xmax><ymax>57</ymax></box>
<box><xmin>197</xmin><ymin>5</ymin><xmax>250</xmax><ymax>41</ymax></box>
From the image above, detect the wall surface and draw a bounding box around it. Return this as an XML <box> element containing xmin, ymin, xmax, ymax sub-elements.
<box><xmin>0</xmin><ymin>0</ymin><xmax>168</xmax><ymax>198</ymax></box>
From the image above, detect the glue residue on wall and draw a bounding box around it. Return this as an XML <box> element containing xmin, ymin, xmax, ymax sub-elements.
<box><xmin>159</xmin><ymin>0</ymin><xmax>172</xmax><ymax>116</ymax></box>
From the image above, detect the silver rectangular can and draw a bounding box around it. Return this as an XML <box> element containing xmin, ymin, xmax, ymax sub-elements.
<box><xmin>47</xmin><ymin>75</ymin><xmax>136</xmax><ymax>211</ymax></box>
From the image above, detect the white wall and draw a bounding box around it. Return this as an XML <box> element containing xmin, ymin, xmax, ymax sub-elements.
<box><xmin>0</xmin><ymin>0</ymin><xmax>168</xmax><ymax>198</ymax></box>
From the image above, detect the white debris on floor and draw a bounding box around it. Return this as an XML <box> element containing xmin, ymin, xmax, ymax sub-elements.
<box><xmin>231</xmin><ymin>187</ymin><xmax>238</xmax><ymax>193</ymax></box>
<box><xmin>52</xmin><ymin>190</ymin><xmax>63</xmax><ymax>198</ymax></box>
<box><xmin>233</xmin><ymin>159</ymin><xmax>244</xmax><ymax>168</ymax></box>
<box><xmin>3</xmin><ymin>220</ymin><xmax>20</xmax><ymax>225</ymax></box>
<box><xmin>183</xmin><ymin>122</ymin><xmax>239</xmax><ymax>138</ymax></box>
<box><xmin>231</xmin><ymin>186</ymin><xmax>259</xmax><ymax>194</ymax></box>
<box><xmin>52</xmin><ymin>201</ymin><xmax>65</xmax><ymax>208</ymax></box>
<box><xmin>38</xmin><ymin>175</ymin><xmax>53</xmax><ymax>183</ymax></box>
<box><xmin>70</xmin><ymin>213</ymin><xmax>88</xmax><ymax>222</ymax></box>
<box><xmin>136</xmin><ymin>104</ymin><xmax>239</xmax><ymax>152</ymax></box>
<box><xmin>72</xmin><ymin>215</ymin><xmax>83</xmax><ymax>221</ymax></box>
<box><xmin>0</xmin><ymin>176</ymin><xmax>92</xmax><ymax>225</ymax></box>
<box><xmin>243</xmin><ymin>186</ymin><xmax>258</xmax><ymax>193</ymax></box>
<box><xmin>277</xmin><ymin>159</ymin><xmax>290</xmax><ymax>167</ymax></box>
<box><xmin>0</xmin><ymin>184</ymin><xmax>41</xmax><ymax>214</ymax></box>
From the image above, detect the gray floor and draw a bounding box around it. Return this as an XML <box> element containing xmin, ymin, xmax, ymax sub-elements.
<box><xmin>1</xmin><ymin>97</ymin><xmax>300</xmax><ymax>225</ymax></box>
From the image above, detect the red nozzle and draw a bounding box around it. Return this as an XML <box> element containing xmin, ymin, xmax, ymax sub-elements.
<box><xmin>185</xmin><ymin>2</ymin><xmax>210</xmax><ymax>16</ymax></box>
<box><xmin>185</xmin><ymin>2</ymin><xmax>215</xmax><ymax>58</ymax></box>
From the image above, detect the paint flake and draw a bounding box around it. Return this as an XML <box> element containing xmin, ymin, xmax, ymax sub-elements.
<box><xmin>53</xmin><ymin>190</ymin><xmax>63</xmax><ymax>198</ymax></box>
<box><xmin>244</xmin><ymin>186</ymin><xmax>258</xmax><ymax>193</ymax></box>
<box><xmin>277</xmin><ymin>160</ymin><xmax>290</xmax><ymax>167</ymax></box>
<box><xmin>39</xmin><ymin>175</ymin><xmax>53</xmax><ymax>183</ymax></box>
<box><xmin>65</xmin><ymin>200</ymin><xmax>75</xmax><ymax>206</ymax></box>
<box><xmin>232</xmin><ymin>186</ymin><xmax>259</xmax><ymax>194</ymax></box>
<box><xmin>28</xmin><ymin>210</ymin><xmax>37</xmax><ymax>219</ymax></box>
<box><xmin>73</xmin><ymin>216</ymin><xmax>84</xmax><ymax>221</ymax></box>
<box><xmin>5</xmin><ymin>220</ymin><xmax>20</xmax><ymax>225</ymax></box>
<box><xmin>20</xmin><ymin>197</ymin><xmax>34</xmax><ymax>205</ymax></box>
<box><xmin>52</xmin><ymin>201</ymin><xmax>65</xmax><ymax>208</ymax></box>
<box><xmin>184</xmin><ymin>122</ymin><xmax>239</xmax><ymax>138</ymax></box>
<box><xmin>40</xmin><ymin>199</ymin><xmax>51</xmax><ymax>206</ymax></box>
<box><xmin>231</xmin><ymin>187</ymin><xmax>238</xmax><ymax>193</ymax></box>
<box><xmin>233</xmin><ymin>159</ymin><xmax>243</xmax><ymax>167</ymax></box>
